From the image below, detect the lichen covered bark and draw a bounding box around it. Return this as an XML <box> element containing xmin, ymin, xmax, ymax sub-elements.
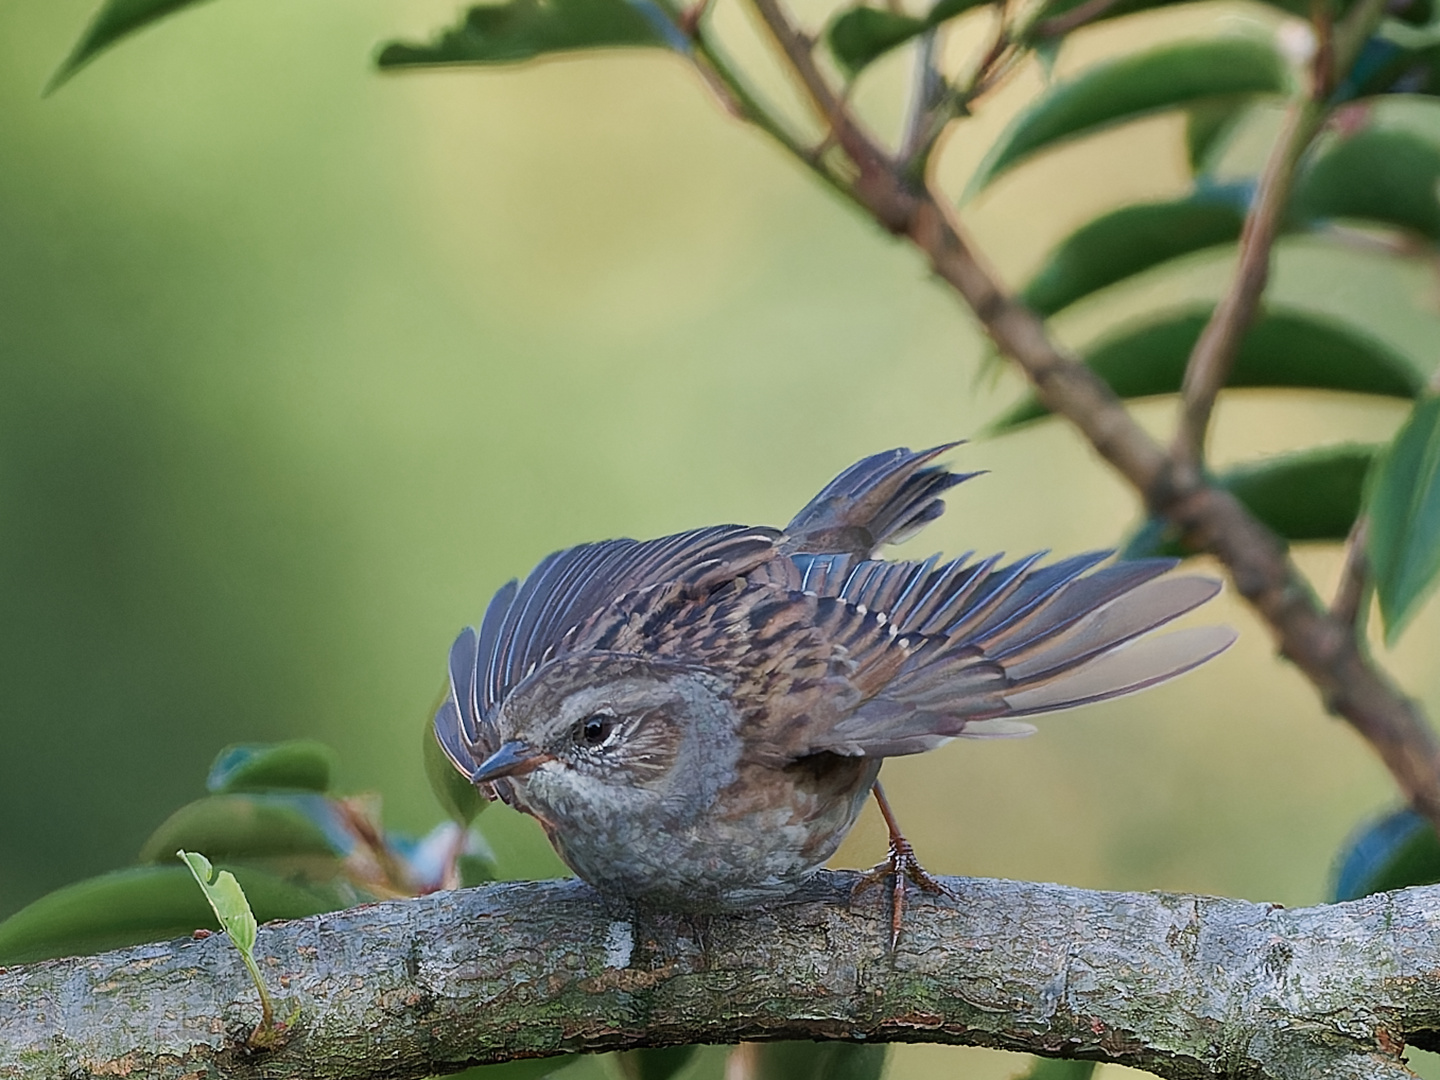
<box><xmin>1</xmin><ymin>872</ymin><xmax>1436</xmax><ymax>1079</ymax></box>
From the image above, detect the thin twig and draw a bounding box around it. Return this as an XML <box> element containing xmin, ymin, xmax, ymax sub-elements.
<box><xmin>902</xmin><ymin>11</ymin><xmax>1017</xmax><ymax>180</ymax></box>
<box><xmin>1332</xmin><ymin>516</ymin><xmax>1371</xmax><ymax>628</ymax></box>
<box><xmin>1172</xmin><ymin>99</ymin><xmax>1322</xmax><ymax>472</ymax></box>
<box><xmin>743</xmin><ymin>0</ymin><xmax>908</xmax><ymax>219</ymax></box>
<box><xmin>1030</xmin><ymin>0</ymin><xmax>1123</xmax><ymax>39</ymax></box>
<box><xmin>1172</xmin><ymin>0</ymin><xmax>1395</xmax><ymax>472</ymax></box>
<box><xmin>900</xmin><ymin>29</ymin><xmax>944</xmax><ymax>164</ymax></box>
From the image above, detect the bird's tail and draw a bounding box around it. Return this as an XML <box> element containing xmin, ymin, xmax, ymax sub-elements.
<box><xmin>783</xmin><ymin>443</ymin><xmax>980</xmax><ymax>558</ymax></box>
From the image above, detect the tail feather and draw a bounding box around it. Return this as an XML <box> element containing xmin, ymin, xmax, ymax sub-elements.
<box><xmin>986</xmin><ymin>560</ymin><xmax>1175</xmax><ymax>660</ymax></box>
<box><xmin>783</xmin><ymin>442</ymin><xmax>979</xmax><ymax>557</ymax></box>
<box><xmin>1001</xmin><ymin>574</ymin><xmax>1223</xmax><ymax>682</ymax></box>
<box><xmin>1003</xmin><ymin>625</ymin><xmax>1237</xmax><ymax>716</ymax></box>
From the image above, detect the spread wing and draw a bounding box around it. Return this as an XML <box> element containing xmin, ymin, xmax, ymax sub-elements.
<box><xmin>433</xmin><ymin>525</ymin><xmax>780</xmax><ymax>783</ymax></box>
<box><xmin>737</xmin><ymin>549</ymin><xmax>1234</xmax><ymax>761</ymax></box>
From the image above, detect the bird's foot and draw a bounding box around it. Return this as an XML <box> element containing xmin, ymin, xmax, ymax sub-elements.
<box><xmin>852</xmin><ymin>833</ymin><xmax>952</xmax><ymax>949</ymax></box>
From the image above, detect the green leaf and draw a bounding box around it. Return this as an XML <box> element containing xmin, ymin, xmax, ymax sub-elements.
<box><xmin>48</xmin><ymin>0</ymin><xmax>217</xmax><ymax>91</ymax></box>
<box><xmin>0</xmin><ymin>864</ymin><xmax>337</xmax><ymax>965</ymax></box>
<box><xmin>376</xmin><ymin>0</ymin><xmax>679</xmax><ymax>69</ymax></box>
<box><xmin>426</xmin><ymin>701</ymin><xmax>490</xmax><ymax>826</ymax></box>
<box><xmin>1333</xmin><ymin>808</ymin><xmax>1440</xmax><ymax>901</ymax></box>
<box><xmin>615</xmin><ymin>1046</ymin><xmax>699</xmax><ymax>1080</ymax></box>
<box><xmin>1185</xmin><ymin>98</ymin><xmax>1251</xmax><ymax>173</ymax></box>
<box><xmin>992</xmin><ymin>308</ymin><xmax>1423</xmax><ymax>430</ymax></box>
<box><xmin>1293</xmin><ymin>127</ymin><xmax>1440</xmax><ymax>241</ymax></box>
<box><xmin>138</xmin><ymin>793</ymin><xmax>347</xmax><ymax>865</ymax></box>
<box><xmin>207</xmin><ymin>739</ymin><xmax>337</xmax><ymax>794</ymax></box>
<box><xmin>1367</xmin><ymin>395</ymin><xmax>1440</xmax><ymax>641</ymax></box>
<box><xmin>1031</xmin><ymin>0</ymin><xmax>1430</xmax><ymax>36</ymax></box>
<box><xmin>826</xmin><ymin>0</ymin><xmax>988</xmax><ymax>76</ymax></box>
<box><xmin>1123</xmin><ymin>445</ymin><xmax>1379</xmax><ymax>558</ymax></box>
<box><xmin>966</xmin><ymin>37</ymin><xmax>1290</xmax><ymax>197</ymax></box>
<box><xmin>827</xmin><ymin>9</ymin><xmax>926</xmax><ymax>76</ymax></box>
<box><xmin>1021</xmin><ymin>187</ymin><xmax>1252</xmax><ymax>317</ymax></box>
<box><xmin>179</xmin><ymin>850</ymin><xmax>256</xmax><ymax>953</ymax></box>
<box><xmin>750</xmin><ymin>1042</ymin><xmax>886</xmax><ymax>1080</ymax></box>
<box><xmin>1030</xmin><ymin>0</ymin><xmax>1195</xmax><ymax>36</ymax></box>
<box><xmin>180</xmin><ymin>850</ymin><xmax>292</xmax><ymax>1040</ymax></box>
<box><xmin>1224</xmin><ymin>445</ymin><xmax>1378</xmax><ymax>542</ymax></box>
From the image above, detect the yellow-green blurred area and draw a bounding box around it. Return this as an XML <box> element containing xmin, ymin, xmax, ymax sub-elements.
<box><xmin>4</xmin><ymin>0</ymin><xmax>1440</xmax><ymax>1076</ymax></box>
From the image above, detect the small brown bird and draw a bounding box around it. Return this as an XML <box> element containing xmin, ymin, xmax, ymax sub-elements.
<box><xmin>434</xmin><ymin>445</ymin><xmax>1233</xmax><ymax>939</ymax></box>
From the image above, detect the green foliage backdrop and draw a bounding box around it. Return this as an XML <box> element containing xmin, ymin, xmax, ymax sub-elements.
<box><xmin>9</xmin><ymin>0</ymin><xmax>1440</xmax><ymax>1074</ymax></box>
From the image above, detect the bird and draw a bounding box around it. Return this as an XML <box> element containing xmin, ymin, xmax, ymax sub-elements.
<box><xmin>433</xmin><ymin>443</ymin><xmax>1235</xmax><ymax>942</ymax></box>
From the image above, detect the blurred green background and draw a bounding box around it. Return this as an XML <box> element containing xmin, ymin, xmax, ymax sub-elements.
<box><xmin>4</xmin><ymin>0</ymin><xmax>1440</xmax><ymax>1076</ymax></box>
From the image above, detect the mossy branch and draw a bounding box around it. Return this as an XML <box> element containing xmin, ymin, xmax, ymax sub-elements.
<box><xmin>1</xmin><ymin>872</ymin><xmax>1436</xmax><ymax>1079</ymax></box>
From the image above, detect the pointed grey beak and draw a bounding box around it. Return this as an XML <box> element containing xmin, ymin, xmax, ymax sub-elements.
<box><xmin>469</xmin><ymin>739</ymin><xmax>550</xmax><ymax>784</ymax></box>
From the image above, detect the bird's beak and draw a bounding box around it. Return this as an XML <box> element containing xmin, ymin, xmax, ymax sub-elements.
<box><xmin>469</xmin><ymin>740</ymin><xmax>551</xmax><ymax>784</ymax></box>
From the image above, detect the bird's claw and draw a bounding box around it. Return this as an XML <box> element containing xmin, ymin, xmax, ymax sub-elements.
<box><xmin>852</xmin><ymin>834</ymin><xmax>951</xmax><ymax>949</ymax></box>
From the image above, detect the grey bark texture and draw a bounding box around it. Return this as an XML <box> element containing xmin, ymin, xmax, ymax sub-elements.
<box><xmin>2</xmin><ymin>871</ymin><xmax>1437</xmax><ymax>1079</ymax></box>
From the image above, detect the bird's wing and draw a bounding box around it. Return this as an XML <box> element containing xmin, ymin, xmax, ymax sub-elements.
<box><xmin>739</xmin><ymin>551</ymin><xmax>1234</xmax><ymax>760</ymax></box>
<box><xmin>434</xmin><ymin>525</ymin><xmax>780</xmax><ymax>782</ymax></box>
<box><xmin>474</xmin><ymin>525</ymin><xmax>780</xmax><ymax>716</ymax></box>
<box><xmin>781</xmin><ymin>442</ymin><xmax>980</xmax><ymax>559</ymax></box>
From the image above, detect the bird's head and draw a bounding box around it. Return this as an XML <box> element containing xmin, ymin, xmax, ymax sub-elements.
<box><xmin>467</xmin><ymin>653</ymin><xmax>741</xmax><ymax>823</ymax></box>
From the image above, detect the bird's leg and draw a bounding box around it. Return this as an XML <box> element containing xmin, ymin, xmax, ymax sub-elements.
<box><xmin>852</xmin><ymin>780</ymin><xmax>952</xmax><ymax>948</ymax></box>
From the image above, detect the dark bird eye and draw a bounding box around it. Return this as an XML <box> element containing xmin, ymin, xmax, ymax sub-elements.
<box><xmin>578</xmin><ymin>713</ymin><xmax>614</xmax><ymax>747</ymax></box>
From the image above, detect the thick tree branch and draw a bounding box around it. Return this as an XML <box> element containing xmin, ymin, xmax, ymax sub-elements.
<box><xmin>3</xmin><ymin>872</ymin><xmax>1438</xmax><ymax>1080</ymax></box>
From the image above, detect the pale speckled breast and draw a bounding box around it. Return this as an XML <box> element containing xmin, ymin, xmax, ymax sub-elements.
<box><xmin>543</xmin><ymin>753</ymin><xmax>880</xmax><ymax>911</ymax></box>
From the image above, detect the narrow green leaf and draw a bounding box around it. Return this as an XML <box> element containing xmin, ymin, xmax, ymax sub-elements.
<box><xmin>751</xmin><ymin>1042</ymin><xmax>886</xmax><ymax>1080</ymax></box>
<box><xmin>1021</xmin><ymin>187</ymin><xmax>1252</xmax><ymax>317</ymax></box>
<box><xmin>1293</xmin><ymin>127</ymin><xmax>1440</xmax><ymax>241</ymax></box>
<box><xmin>1367</xmin><ymin>395</ymin><xmax>1440</xmax><ymax>641</ymax></box>
<box><xmin>1122</xmin><ymin>444</ymin><xmax>1379</xmax><ymax>558</ymax></box>
<box><xmin>966</xmin><ymin>37</ymin><xmax>1290</xmax><ymax>197</ymax></box>
<box><xmin>48</xmin><ymin>0</ymin><xmax>217</xmax><ymax>91</ymax></box>
<box><xmin>1185</xmin><ymin>99</ymin><xmax>1250</xmax><ymax>173</ymax></box>
<box><xmin>1334</xmin><ymin>808</ymin><xmax>1440</xmax><ymax>901</ymax></box>
<box><xmin>615</xmin><ymin>1046</ymin><xmax>699</xmax><ymax>1080</ymax></box>
<box><xmin>1030</xmin><ymin>0</ymin><xmax>1193</xmax><ymax>36</ymax></box>
<box><xmin>426</xmin><ymin>697</ymin><xmax>490</xmax><ymax>826</ymax></box>
<box><xmin>1031</xmin><ymin>0</ymin><xmax>1430</xmax><ymax>36</ymax></box>
<box><xmin>826</xmin><ymin>0</ymin><xmax>988</xmax><ymax>76</ymax></box>
<box><xmin>993</xmin><ymin>308</ymin><xmax>1422</xmax><ymax>430</ymax></box>
<box><xmin>208</xmin><ymin>739</ymin><xmax>337</xmax><ymax>794</ymax></box>
<box><xmin>0</xmin><ymin>865</ymin><xmax>337</xmax><ymax>966</ymax></box>
<box><xmin>377</xmin><ymin>0</ymin><xmax>678</xmax><ymax>69</ymax></box>
<box><xmin>138</xmin><ymin>793</ymin><xmax>347</xmax><ymax>865</ymax></box>
<box><xmin>827</xmin><ymin>9</ymin><xmax>926</xmax><ymax>76</ymax></box>
<box><xmin>1224</xmin><ymin>445</ymin><xmax>1378</xmax><ymax>542</ymax></box>
<box><xmin>179</xmin><ymin>850</ymin><xmax>256</xmax><ymax>953</ymax></box>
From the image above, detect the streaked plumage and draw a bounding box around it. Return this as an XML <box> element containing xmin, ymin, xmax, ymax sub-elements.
<box><xmin>434</xmin><ymin>444</ymin><xmax>1234</xmax><ymax>909</ymax></box>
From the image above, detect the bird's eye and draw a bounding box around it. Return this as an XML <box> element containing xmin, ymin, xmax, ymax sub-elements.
<box><xmin>577</xmin><ymin>713</ymin><xmax>615</xmax><ymax>747</ymax></box>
